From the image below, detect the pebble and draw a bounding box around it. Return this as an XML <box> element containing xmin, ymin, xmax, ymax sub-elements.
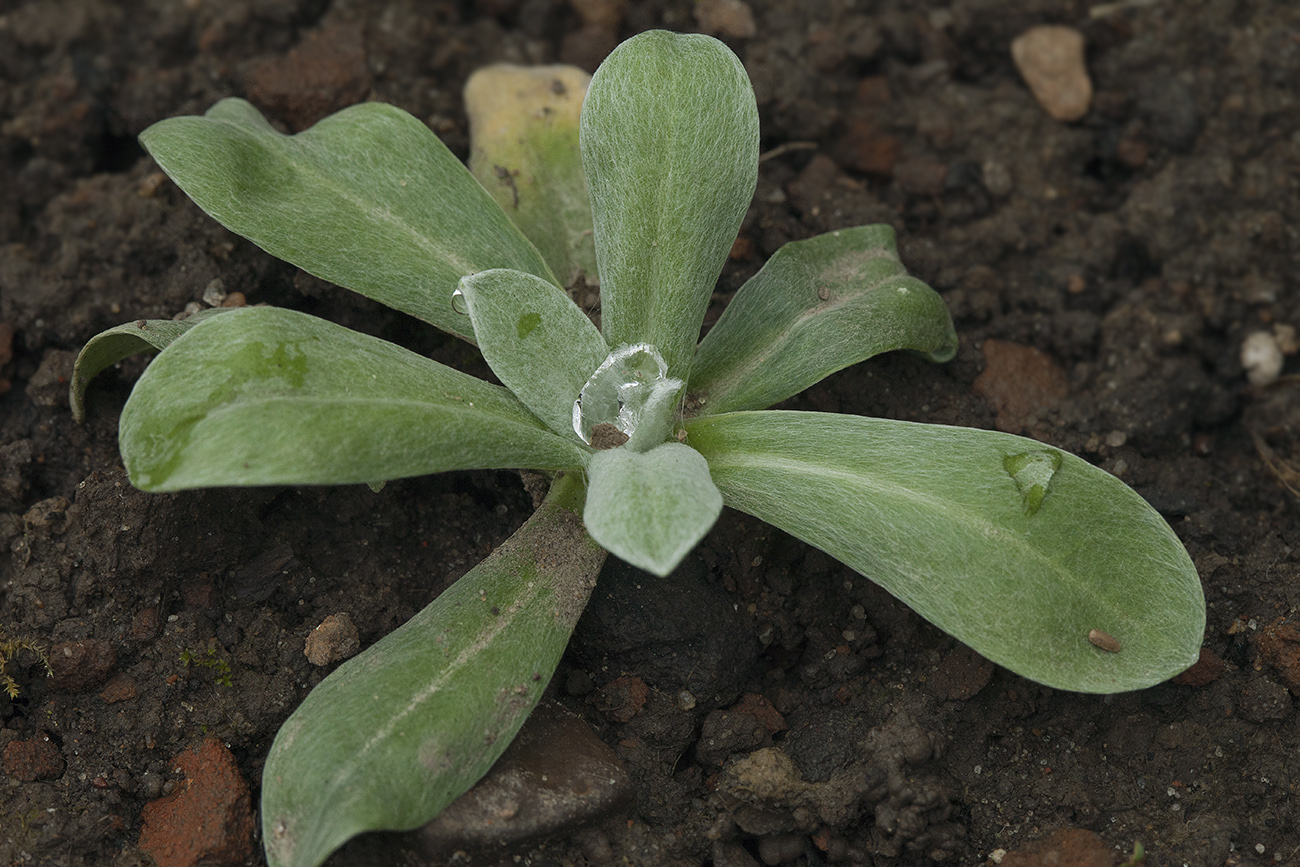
<box><xmin>2</xmin><ymin>732</ymin><xmax>65</xmax><ymax>781</ymax></box>
<box><xmin>418</xmin><ymin>701</ymin><xmax>633</xmax><ymax>857</ymax></box>
<box><xmin>137</xmin><ymin>737</ymin><xmax>256</xmax><ymax>867</ymax></box>
<box><xmin>303</xmin><ymin>612</ymin><xmax>360</xmax><ymax>666</ymax></box>
<box><xmin>972</xmin><ymin>339</ymin><xmax>1070</xmax><ymax>433</ymax></box>
<box><xmin>48</xmin><ymin>638</ymin><xmax>117</xmax><ymax>693</ymax></box>
<box><xmin>999</xmin><ymin>828</ymin><xmax>1115</xmax><ymax>867</ymax></box>
<box><xmin>695</xmin><ymin>0</ymin><xmax>758</xmax><ymax>39</ymax></box>
<box><xmin>1011</xmin><ymin>26</ymin><xmax>1092</xmax><ymax>122</ymax></box>
<box><xmin>1241</xmin><ymin>330</ymin><xmax>1284</xmax><ymax>386</ymax></box>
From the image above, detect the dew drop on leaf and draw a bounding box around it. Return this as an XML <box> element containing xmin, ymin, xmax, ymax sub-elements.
<box><xmin>450</xmin><ymin>288</ymin><xmax>468</xmax><ymax>314</ymax></box>
<box><xmin>572</xmin><ymin>343</ymin><xmax>682</xmax><ymax>445</ymax></box>
<box><xmin>1002</xmin><ymin>449</ymin><xmax>1063</xmax><ymax>515</ymax></box>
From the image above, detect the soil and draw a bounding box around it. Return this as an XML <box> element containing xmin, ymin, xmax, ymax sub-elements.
<box><xmin>2</xmin><ymin>1</ymin><xmax>1299</xmax><ymax>866</ymax></box>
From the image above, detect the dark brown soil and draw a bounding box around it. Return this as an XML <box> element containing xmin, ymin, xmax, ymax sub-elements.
<box><xmin>3</xmin><ymin>2</ymin><xmax>1299</xmax><ymax>866</ymax></box>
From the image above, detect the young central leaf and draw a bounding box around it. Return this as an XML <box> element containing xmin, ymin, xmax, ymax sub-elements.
<box><xmin>572</xmin><ymin>343</ymin><xmax>682</xmax><ymax>449</ymax></box>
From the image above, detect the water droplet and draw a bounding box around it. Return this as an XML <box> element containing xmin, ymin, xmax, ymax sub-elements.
<box><xmin>572</xmin><ymin>343</ymin><xmax>683</xmax><ymax>447</ymax></box>
<box><xmin>1003</xmin><ymin>449</ymin><xmax>1063</xmax><ymax>515</ymax></box>
<box><xmin>516</xmin><ymin>311</ymin><xmax>541</xmax><ymax>339</ymax></box>
<box><xmin>451</xmin><ymin>288</ymin><xmax>468</xmax><ymax>314</ymax></box>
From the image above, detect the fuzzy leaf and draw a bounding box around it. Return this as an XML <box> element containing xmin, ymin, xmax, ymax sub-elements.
<box><xmin>580</xmin><ymin>30</ymin><xmax>759</xmax><ymax>380</ymax></box>
<box><xmin>139</xmin><ymin>99</ymin><xmax>556</xmax><ymax>342</ymax></box>
<box><xmin>686</xmin><ymin>411</ymin><xmax>1205</xmax><ymax>693</ymax></box>
<box><xmin>262</xmin><ymin>475</ymin><xmax>606</xmax><ymax>867</ymax></box>
<box><xmin>70</xmin><ymin>308</ymin><xmax>234</xmax><ymax>422</ymax></box>
<box><xmin>118</xmin><ymin>306</ymin><xmax>586</xmax><ymax>491</ymax></box>
<box><xmin>689</xmin><ymin>225</ymin><xmax>959</xmax><ymax>414</ymax></box>
<box><xmin>584</xmin><ymin>442</ymin><xmax>723</xmax><ymax>577</ymax></box>
<box><xmin>465</xmin><ymin>64</ymin><xmax>598</xmax><ymax>289</ymax></box>
<box><xmin>457</xmin><ymin>268</ymin><xmax>607</xmax><ymax>442</ymax></box>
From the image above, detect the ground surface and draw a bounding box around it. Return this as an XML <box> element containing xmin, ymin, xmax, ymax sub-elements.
<box><xmin>2</xmin><ymin>1</ymin><xmax>1299</xmax><ymax>866</ymax></box>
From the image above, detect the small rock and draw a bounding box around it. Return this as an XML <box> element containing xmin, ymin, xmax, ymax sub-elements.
<box><xmin>137</xmin><ymin>737</ymin><xmax>256</xmax><ymax>867</ymax></box>
<box><xmin>570</xmin><ymin>0</ymin><xmax>625</xmax><ymax>29</ymax></box>
<box><xmin>1241</xmin><ymin>331</ymin><xmax>1284</xmax><ymax>386</ymax></box>
<box><xmin>303</xmin><ymin>612</ymin><xmax>360</xmax><ymax>666</ymax></box>
<box><xmin>695</xmin><ymin>0</ymin><xmax>758</xmax><ymax>39</ymax></box>
<box><xmin>928</xmin><ymin>644</ymin><xmax>995</xmax><ymax>701</ymax></box>
<box><xmin>972</xmin><ymin>339</ymin><xmax>1070</xmax><ymax>433</ymax></box>
<box><xmin>1170</xmin><ymin>647</ymin><xmax>1227</xmax><ymax>687</ymax></box>
<box><xmin>697</xmin><ymin>709</ymin><xmax>770</xmax><ymax>767</ymax></box>
<box><xmin>130</xmin><ymin>607</ymin><xmax>161</xmax><ymax>641</ymax></box>
<box><xmin>999</xmin><ymin>827</ymin><xmax>1115</xmax><ymax>867</ymax></box>
<box><xmin>100</xmin><ymin>673</ymin><xmax>138</xmax><ymax>704</ymax></box>
<box><xmin>418</xmin><ymin>701</ymin><xmax>633</xmax><ymax>857</ymax></box>
<box><xmin>24</xmin><ymin>348</ymin><xmax>76</xmax><ymax>408</ymax></box>
<box><xmin>594</xmin><ymin>674</ymin><xmax>649</xmax><ymax>723</ymax></box>
<box><xmin>244</xmin><ymin>20</ymin><xmax>371</xmax><ymax>130</ymax></box>
<box><xmin>1011</xmin><ymin>26</ymin><xmax>1092</xmax><ymax>122</ymax></box>
<box><xmin>1256</xmin><ymin>617</ymin><xmax>1300</xmax><ymax>695</ymax></box>
<box><xmin>3</xmin><ymin>732</ymin><xmax>65</xmax><ymax>781</ymax></box>
<box><xmin>48</xmin><ymin>638</ymin><xmax>117</xmax><ymax>693</ymax></box>
<box><xmin>730</xmin><ymin>693</ymin><xmax>787</xmax><ymax>734</ymax></box>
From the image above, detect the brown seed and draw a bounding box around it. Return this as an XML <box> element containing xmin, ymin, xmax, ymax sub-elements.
<box><xmin>1088</xmin><ymin>628</ymin><xmax>1121</xmax><ymax>653</ymax></box>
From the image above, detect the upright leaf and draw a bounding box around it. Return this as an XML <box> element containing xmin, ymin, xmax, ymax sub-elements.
<box><xmin>584</xmin><ymin>442</ymin><xmax>723</xmax><ymax>577</ymax></box>
<box><xmin>262</xmin><ymin>473</ymin><xmax>606</xmax><ymax>867</ymax></box>
<box><xmin>687</xmin><ymin>411</ymin><xmax>1205</xmax><ymax>693</ymax></box>
<box><xmin>580</xmin><ymin>30</ymin><xmax>759</xmax><ymax>380</ymax></box>
<box><xmin>70</xmin><ymin>308</ymin><xmax>234</xmax><ymax>422</ymax></box>
<box><xmin>139</xmin><ymin>99</ymin><xmax>557</xmax><ymax>342</ymax></box>
<box><xmin>689</xmin><ymin>225</ymin><xmax>959</xmax><ymax>414</ymax></box>
<box><xmin>119</xmin><ymin>306</ymin><xmax>587</xmax><ymax>491</ymax></box>
<box><xmin>457</xmin><ymin>268</ymin><xmax>608</xmax><ymax>441</ymax></box>
<box><xmin>465</xmin><ymin>64</ymin><xmax>598</xmax><ymax>289</ymax></box>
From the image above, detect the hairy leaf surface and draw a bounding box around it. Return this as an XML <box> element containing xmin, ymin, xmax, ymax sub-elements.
<box><xmin>70</xmin><ymin>308</ymin><xmax>233</xmax><ymax>422</ymax></box>
<box><xmin>687</xmin><ymin>411</ymin><xmax>1205</xmax><ymax>693</ymax></box>
<box><xmin>139</xmin><ymin>99</ymin><xmax>555</xmax><ymax>342</ymax></box>
<box><xmin>584</xmin><ymin>442</ymin><xmax>723</xmax><ymax>577</ymax></box>
<box><xmin>580</xmin><ymin>30</ymin><xmax>759</xmax><ymax>380</ymax></box>
<box><xmin>457</xmin><ymin>268</ymin><xmax>607</xmax><ymax>442</ymax></box>
<box><xmin>262</xmin><ymin>477</ymin><xmax>605</xmax><ymax>867</ymax></box>
<box><xmin>119</xmin><ymin>307</ymin><xmax>586</xmax><ymax>490</ymax></box>
<box><xmin>690</xmin><ymin>225</ymin><xmax>959</xmax><ymax>414</ymax></box>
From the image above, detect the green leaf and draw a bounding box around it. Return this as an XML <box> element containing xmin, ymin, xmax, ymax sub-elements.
<box><xmin>465</xmin><ymin>64</ymin><xmax>598</xmax><ymax>290</ymax></box>
<box><xmin>70</xmin><ymin>308</ymin><xmax>234</xmax><ymax>423</ymax></box>
<box><xmin>456</xmin><ymin>268</ymin><xmax>607</xmax><ymax>442</ymax></box>
<box><xmin>119</xmin><ymin>306</ymin><xmax>587</xmax><ymax>491</ymax></box>
<box><xmin>689</xmin><ymin>225</ymin><xmax>959</xmax><ymax>414</ymax></box>
<box><xmin>139</xmin><ymin>99</ymin><xmax>557</xmax><ymax>342</ymax></box>
<box><xmin>686</xmin><ymin>411</ymin><xmax>1205</xmax><ymax>693</ymax></box>
<box><xmin>580</xmin><ymin>30</ymin><xmax>759</xmax><ymax>381</ymax></box>
<box><xmin>262</xmin><ymin>473</ymin><xmax>606</xmax><ymax>867</ymax></box>
<box><xmin>584</xmin><ymin>442</ymin><xmax>723</xmax><ymax>577</ymax></box>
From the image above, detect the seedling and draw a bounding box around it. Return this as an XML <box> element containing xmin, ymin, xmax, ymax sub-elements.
<box><xmin>72</xmin><ymin>31</ymin><xmax>1204</xmax><ymax>867</ymax></box>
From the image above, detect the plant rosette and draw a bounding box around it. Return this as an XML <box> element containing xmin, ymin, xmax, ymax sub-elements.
<box><xmin>73</xmin><ymin>30</ymin><xmax>1205</xmax><ymax>867</ymax></box>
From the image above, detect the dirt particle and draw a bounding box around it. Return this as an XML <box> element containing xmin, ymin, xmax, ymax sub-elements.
<box><xmin>3</xmin><ymin>732</ymin><xmax>65</xmax><ymax>781</ymax></box>
<box><xmin>694</xmin><ymin>0</ymin><xmax>757</xmax><ymax>40</ymax></box>
<box><xmin>138</xmin><ymin>737</ymin><xmax>256</xmax><ymax>867</ymax></box>
<box><xmin>1011</xmin><ymin>26</ymin><xmax>1092</xmax><ymax>122</ymax></box>
<box><xmin>973</xmin><ymin>339</ymin><xmax>1069</xmax><ymax>434</ymax></box>
<box><xmin>303</xmin><ymin>612</ymin><xmax>360</xmax><ymax>667</ymax></box>
<box><xmin>418</xmin><ymin>701</ymin><xmax>633</xmax><ymax>857</ymax></box>
<box><xmin>595</xmin><ymin>674</ymin><xmax>649</xmax><ymax>723</ymax></box>
<box><xmin>48</xmin><ymin>638</ymin><xmax>117</xmax><ymax>692</ymax></box>
<box><xmin>999</xmin><ymin>827</ymin><xmax>1114</xmax><ymax>867</ymax></box>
